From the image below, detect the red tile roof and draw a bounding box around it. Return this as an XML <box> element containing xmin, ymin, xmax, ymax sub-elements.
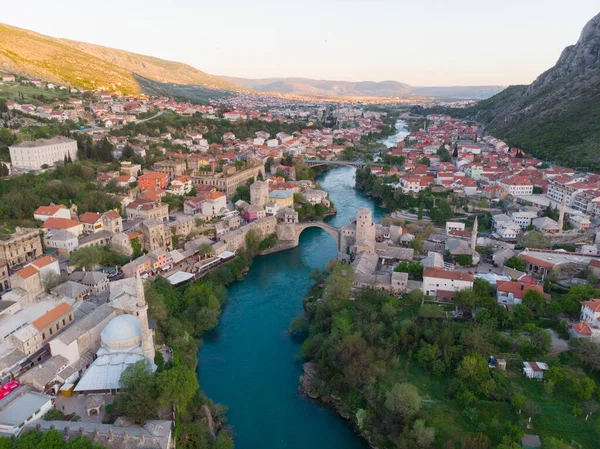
<box><xmin>44</xmin><ymin>217</ymin><xmax>81</xmax><ymax>230</ymax></box>
<box><xmin>496</xmin><ymin>281</ymin><xmax>544</xmax><ymax>299</ymax></box>
<box><xmin>30</xmin><ymin>256</ymin><xmax>57</xmax><ymax>270</ymax></box>
<box><xmin>34</xmin><ymin>204</ymin><xmax>67</xmax><ymax>216</ymax></box>
<box><xmin>571</xmin><ymin>321</ymin><xmax>593</xmax><ymax>336</ymax></box>
<box><xmin>32</xmin><ymin>303</ymin><xmax>72</xmax><ymax>330</ymax></box>
<box><xmin>16</xmin><ymin>265</ymin><xmax>39</xmax><ymax>279</ymax></box>
<box><xmin>79</xmin><ymin>212</ymin><xmax>102</xmax><ymax>224</ymax></box>
<box><xmin>423</xmin><ymin>268</ymin><xmax>474</xmax><ymax>282</ymax></box>
<box><xmin>582</xmin><ymin>299</ymin><xmax>600</xmax><ymax>313</ymax></box>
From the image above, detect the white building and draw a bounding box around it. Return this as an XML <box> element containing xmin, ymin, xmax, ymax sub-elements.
<box><xmin>33</xmin><ymin>204</ymin><xmax>71</xmax><ymax>222</ymax></box>
<box><xmin>511</xmin><ymin>211</ymin><xmax>538</xmax><ymax>229</ymax></box>
<box><xmin>9</xmin><ymin>137</ymin><xmax>78</xmax><ymax>170</ymax></box>
<box><xmin>422</xmin><ymin>268</ymin><xmax>474</xmax><ymax>298</ymax></box>
<box><xmin>446</xmin><ymin>222</ymin><xmax>465</xmax><ymax>234</ymax></box>
<box><xmin>499</xmin><ymin>176</ymin><xmax>533</xmax><ymax>197</ymax></box>
<box><xmin>0</xmin><ymin>388</ymin><xmax>53</xmax><ymax>437</ymax></box>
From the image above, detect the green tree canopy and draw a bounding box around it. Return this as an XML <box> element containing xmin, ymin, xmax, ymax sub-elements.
<box><xmin>117</xmin><ymin>360</ymin><xmax>157</xmax><ymax>424</ymax></box>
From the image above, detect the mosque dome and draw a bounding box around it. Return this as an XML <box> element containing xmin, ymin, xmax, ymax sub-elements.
<box><xmin>100</xmin><ymin>314</ymin><xmax>142</xmax><ymax>351</ymax></box>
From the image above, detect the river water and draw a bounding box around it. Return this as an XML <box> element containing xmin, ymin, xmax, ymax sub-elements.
<box><xmin>379</xmin><ymin>119</ymin><xmax>409</xmax><ymax>148</ymax></box>
<box><xmin>198</xmin><ymin>166</ymin><xmax>385</xmax><ymax>449</ymax></box>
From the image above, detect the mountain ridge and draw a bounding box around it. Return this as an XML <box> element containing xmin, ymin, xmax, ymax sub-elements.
<box><xmin>0</xmin><ymin>22</ymin><xmax>240</xmax><ymax>94</ymax></box>
<box><xmin>221</xmin><ymin>75</ymin><xmax>505</xmax><ymax>99</ymax></box>
<box><xmin>469</xmin><ymin>11</ymin><xmax>600</xmax><ymax>168</ymax></box>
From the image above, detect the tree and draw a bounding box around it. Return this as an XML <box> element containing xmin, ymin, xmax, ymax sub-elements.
<box><xmin>456</xmin><ymin>355</ymin><xmax>490</xmax><ymax>392</ymax></box>
<box><xmin>156</xmin><ymin>365</ymin><xmax>199</xmax><ymax>413</ymax></box>
<box><xmin>198</xmin><ymin>243</ymin><xmax>214</xmax><ymax>259</ymax></box>
<box><xmin>410</xmin><ymin>419</ymin><xmax>435</xmax><ymax>448</ymax></box>
<box><xmin>39</xmin><ymin>429</ymin><xmax>66</xmax><ymax>449</ymax></box>
<box><xmin>69</xmin><ymin>246</ymin><xmax>104</xmax><ymax>270</ymax></box>
<box><xmin>323</xmin><ymin>262</ymin><xmax>354</xmax><ymax>302</ymax></box>
<box><xmin>461</xmin><ymin>434</ymin><xmax>491</xmax><ymax>449</ymax></box>
<box><xmin>231</xmin><ymin>185</ymin><xmax>250</xmax><ymax>203</ymax></box>
<box><xmin>454</xmin><ymin>288</ymin><xmax>480</xmax><ymax>312</ymax></box>
<box><xmin>417</xmin><ymin>202</ymin><xmax>424</xmax><ymax>220</ymax></box>
<box><xmin>522</xmin><ymin>231</ymin><xmax>552</xmax><ymax>249</ymax></box>
<box><xmin>117</xmin><ymin>360</ymin><xmax>157</xmax><ymax>424</ymax></box>
<box><xmin>562</xmin><ymin>284</ymin><xmax>599</xmax><ymax>317</ymax></box>
<box><xmin>505</xmin><ymin>256</ymin><xmax>526</xmax><ymax>272</ymax></box>
<box><xmin>214</xmin><ymin>431</ymin><xmax>235</xmax><ymax>449</ymax></box>
<box><xmin>384</xmin><ymin>382</ymin><xmax>422</xmax><ymax>419</ymax></box>
<box><xmin>511</xmin><ymin>394</ymin><xmax>526</xmax><ymax>414</ymax></box>
<box><xmin>522</xmin><ymin>289</ymin><xmax>547</xmax><ymax>315</ymax></box>
<box><xmin>575</xmin><ymin>339</ymin><xmax>600</xmax><ymax>372</ymax></box>
<box><xmin>429</xmin><ymin>200</ymin><xmax>453</xmax><ymax>225</ymax></box>
<box><xmin>131</xmin><ymin>237</ymin><xmax>144</xmax><ymax>259</ymax></box>
<box><xmin>437</xmin><ymin>145</ymin><xmax>451</xmax><ymax>162</ymax></box>
<box><xmin>455</xmin><ymin>254</ymin><xmax>473</xmax><ymax>266</ymax></box>
<box><xmin>543</xmin><ymin>437</ymin><xmax>581</xmax><ymax>449</ymax></box>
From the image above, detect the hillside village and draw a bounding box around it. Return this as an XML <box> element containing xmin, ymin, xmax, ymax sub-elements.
<box><xmin>2</xmin><ymin>71</ymin><xmax>600</xmax><ymax>448</ymax></box>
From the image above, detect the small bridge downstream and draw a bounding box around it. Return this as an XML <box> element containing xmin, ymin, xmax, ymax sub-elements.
<box><xmin>304</xmin><ymin>160</ymin><xmax>373</xmax><ymax>168</ymax></box>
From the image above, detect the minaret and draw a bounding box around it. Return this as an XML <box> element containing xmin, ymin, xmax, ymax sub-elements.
<box><xmin>558</xmin><ymin>196</ymin><xmax>566</xmax><ymax>232</ymax></box>
<box><xmin>136</xmin><ymin>273</ymin><xmax>155</xmax><ymax>362</ymax></box>
<box><xmin>471</xmin><ymin>216</ymin><xmax>478</xmax><ymax>251</ymax></box>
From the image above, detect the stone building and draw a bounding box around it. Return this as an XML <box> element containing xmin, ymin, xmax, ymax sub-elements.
<box><xmin>0</xmin><ymin>227</ymin><xmax>43</xmax><ymax>268</ymax></box>
<box><xmin>152</xmin><ymin>160</ymin><xmax>187</xmax><ymax>177</ymax></box>
<box><xmin>192</xmin><ymin>163</ymin><xmax>265</xmax><ymax>197</ymax></box>
<box><xmin>250</xmin><ymin>181</ymin><xmax>269</xmax><ymax>208</ymax></box>
<box><xmin>126</xmin><ymin>199</ymin><xmax>169</xmax><ymax>222</ymax></box>
<box><xmin>8</xmin><ymin>302</ymin><xmax>74</xmax><ymax>357</ymax></box>
<box><xmin>139</xmin><ymin>219</ymin><xmax>172</xmax><ymax>252</ymax></box>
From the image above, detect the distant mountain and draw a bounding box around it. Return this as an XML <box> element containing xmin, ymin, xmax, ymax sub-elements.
<box><xmin>222</xmin><ymin>76</ymin><xmax>504</xmax><ymax>99</ymax></box>
<box><xmin>468</xmin><ymin>12</ymin><xmax>600</xmax><ymax>168</ymax></box>
<box><xmin>0</xmin><ymin>23</ymin><xmax>240</xmax><ymax>94</ymax></box>
<box><xmin>0</xmin><ymin>22</ymin><xmax>503</xmax><ymax>102</ymax></box>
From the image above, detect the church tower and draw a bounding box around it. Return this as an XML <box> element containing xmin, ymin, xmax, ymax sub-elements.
<box><xmin>136</xmin><ymin>273</ymin><xmax>155</xmax><ymax>362</ymax></box>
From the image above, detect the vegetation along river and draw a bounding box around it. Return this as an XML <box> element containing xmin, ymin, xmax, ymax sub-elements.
<box><xmin>198</xmin><ymin>166</ymin><xmax>386</xmax><ymax>449</ymax></box>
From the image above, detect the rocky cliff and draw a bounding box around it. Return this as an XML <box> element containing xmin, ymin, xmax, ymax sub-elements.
<box><xmin>473</xmin><ymin>12</ymin><xmax>600</xmax><ymax>168</ymax></box>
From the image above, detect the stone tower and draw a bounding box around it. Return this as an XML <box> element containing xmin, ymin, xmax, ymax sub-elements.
<box><xmin>355</xmin><ymin>207</ymin><xmax>376</xmax><ymax>252</ymax></box>
<box><xmin>136</xmin><ymin>273</ymin><xmax>155</xmax><ymax>362</ymax></box>
<box><xmin>250</xmin><ymin>181</ymin><xmax>269</xmax><ymax>208</ymax></box>
<box><xmin>471</xmin><ymin>216</ymin><xmax>478</xmax><ymax>250</ymax></box>
<box><xmin>558</xmin><ymin>196</ymin><xmax>567</xmax><ymax>232</ymax></box>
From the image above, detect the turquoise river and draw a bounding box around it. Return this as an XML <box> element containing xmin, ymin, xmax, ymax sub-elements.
<box><xmin>198</xmin><ymin>148</ymin><xmax>399</xmax><ymax>447</ymax></box>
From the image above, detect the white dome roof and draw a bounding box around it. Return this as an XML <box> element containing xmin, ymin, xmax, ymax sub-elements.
<box><xmin>101</xmin><ymin>314</ymin><xmax>142</xmax><ymax>343</ymax></box>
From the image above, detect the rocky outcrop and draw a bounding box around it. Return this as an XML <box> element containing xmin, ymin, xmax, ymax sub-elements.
<box><xmin>299</xmin><ymin>362</ymin><xmax>321</xmax><ymax>399</ymax></box>
<box><xmin>200</xmin><ymin>404</ymin><xmax>217</xmax><ymax>441</ymax></box>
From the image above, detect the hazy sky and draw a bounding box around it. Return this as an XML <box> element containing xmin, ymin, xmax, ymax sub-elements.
<box><xmin>2</xmin><ymin>1</ymin><xmax>598</xmax><ymax>86</ymax></box>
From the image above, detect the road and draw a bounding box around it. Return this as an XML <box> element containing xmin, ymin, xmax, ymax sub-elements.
<box><xmin>76</xmin><ymin>110</ymin><xmax>163</xmax><ymax>133</ymax></box>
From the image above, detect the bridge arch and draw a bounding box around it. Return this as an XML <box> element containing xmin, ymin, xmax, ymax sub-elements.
<box><xmin>295</xmin><ymin>221</ymin><xmax>341</xmax><ymax>248</ymax></box>
<box><xmin>304</xmin><ymin>160</ymin><xmax>367</xmax><ymax>168</ymax></box>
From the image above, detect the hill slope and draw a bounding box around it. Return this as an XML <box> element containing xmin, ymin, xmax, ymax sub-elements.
<box><xmin>0</xmin><ymin>23</ymin><xmax>239</xmax><ymax>94</ymax></box>
<box><xmin>222</xmin><ymin>76</ymin><xmax>504</xmax><ymax>99</ymax></box>
<box><xmin>472</xmin><ymin>12</ymin><xmax>600</xmax><ymax>168</ymax></box>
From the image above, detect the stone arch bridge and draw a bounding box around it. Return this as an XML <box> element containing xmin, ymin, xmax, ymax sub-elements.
<box><xmin>303</xmin><ymin>160</ymin><xmax>372</xmax><ymax>168</ymax></box>
<box><xmin>276</xmin><ymin>220</ymin><xmax>343</xmax><ymax>256</ymax></box>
